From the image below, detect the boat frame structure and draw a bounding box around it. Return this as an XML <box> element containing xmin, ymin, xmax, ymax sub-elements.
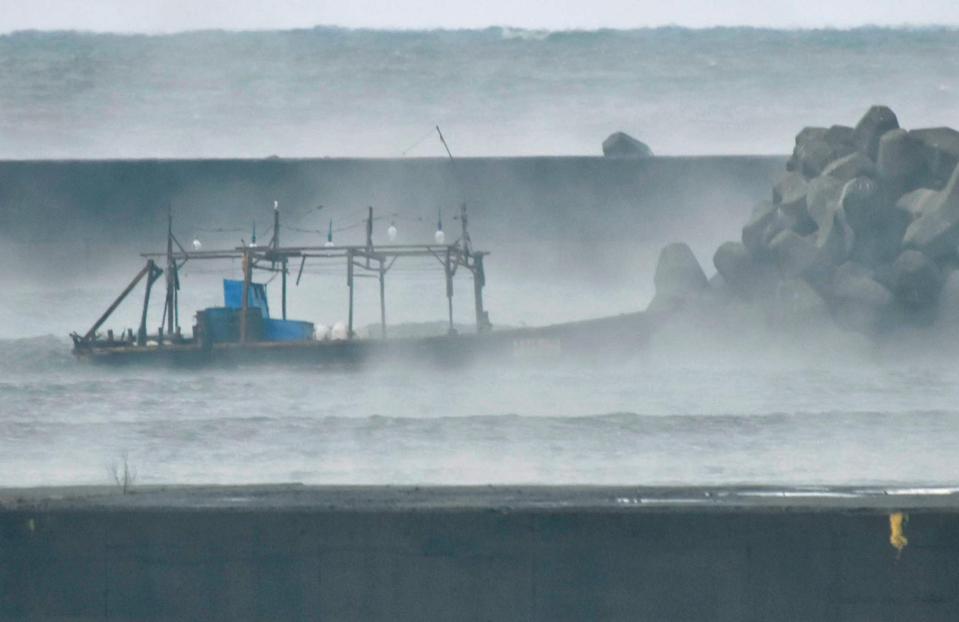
<box><xmin>71</xmin><ymin>202</ymin><xmax>494</xmax><ymax>359</ymax></box>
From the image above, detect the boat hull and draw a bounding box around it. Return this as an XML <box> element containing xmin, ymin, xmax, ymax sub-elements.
<box><xmin>73</xmin><ymin>312</ymin><xmax>652</xmax><ymax>367</ymax></box>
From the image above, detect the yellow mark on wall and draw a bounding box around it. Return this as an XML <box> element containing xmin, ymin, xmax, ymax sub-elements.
<box><xmin>889</xmin><ymin>512</ymin><xmax>908</xmax><ymax>556</ymax></box>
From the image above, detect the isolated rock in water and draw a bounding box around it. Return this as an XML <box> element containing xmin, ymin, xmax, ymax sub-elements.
<box><xmin>823</xmin><ymin>152</ymin><xmax>877</xmax><ymax>183</ymax></box>
<box><xmin>653</xmin><ymin>242</ymin><xmax>708</xmax><ymax>300</ymax></box>
<box><xmin>877</xmin><ymin>128</ymin><xmax>928</xmax><ymax>194</ymax></box>
<box><xmin>910</xmin><ymin>127</ymin><xmax>959</xmax><ymax>187</ymax></box>
<box><xmin>806</xmin><ymin>175</ymin><xmax>845</xmax><ymax>229</ymax></box>
<box><xmin>891</xmin><ymin>249</ymin><xmax>942</xmax><ymax>309</ymax></box>
<box><xmin>602</xmin><ymin>132</ymin><xmax>653</xmax><ymax>158</ymax></box>
<box><xmin>831</xmin><ymin>261</ymin><xmax>894</xmax><ymax>333</ymax></box>
<box><xmin>840</xmin><ymin>176</ymin><xmax>882</xmax><ymax>234</ymax></box>
<box><xmin>741</xmin><ymin>201</ymin><xmax>779</xmax><ymax>258</ymax></box>
<box><xmin>903</xmin><ymin>164</ymin><xmax>959</xmax><ymax>258</ymax></box>
<box><xmin>854</xmin><ymin>105</ymin><xmax>900</xmax><ymax>161</ymax></box>
<box><xmin>769</xmin><ymin>230</ymin><xmax>818</xmax><ymax>279</ymax></box>
<box><xmin>713</xmin><ymin>241</ymin><xmax>777</xmax><ymax>299</ymax></box>
<box><xmin>896</xmin><ymin>187</ymin><xmax>939</xmax><ymax>220</ymax></box>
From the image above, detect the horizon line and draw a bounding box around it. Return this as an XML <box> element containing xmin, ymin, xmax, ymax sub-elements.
<box><xmin>2</xmin><ymin>22</ymin><xmax>959</xmax><ymax>37</ymax></box>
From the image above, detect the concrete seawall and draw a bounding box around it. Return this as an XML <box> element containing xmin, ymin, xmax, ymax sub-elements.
<box><xmin>2</xmin><ymin>486</ymin><xmax>957</xmax><ymax>621</ymax></box>
<box><xmin>0</xmin><ymin>156</ymin><xmax>783</xmax><ymax>279</ymax></box>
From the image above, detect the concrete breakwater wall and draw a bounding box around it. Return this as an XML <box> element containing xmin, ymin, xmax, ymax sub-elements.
<box><xmin>1</xmin><ymin>486</ymin><xmax>958</xmax><ymax>621</ymax></box>
<box><xmin>0</xmin><ymin>156</ymin><xmax>783</xmax><ymax>280</ymax></box>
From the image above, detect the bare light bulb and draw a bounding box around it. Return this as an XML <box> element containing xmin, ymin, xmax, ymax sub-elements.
<box><xmin>387</xmin><ymin>222</ymin><xmax>398</xmax><ymax>242</ymax></box>
<box><xmin>434</xmin><ymin>229</ymin><xmax>446</xmax><ymax>244</ymax></box>
<box><xmin>192</xmin><ymin>238</ymin><xmax>202</xmax><ymax>251</ymax></box>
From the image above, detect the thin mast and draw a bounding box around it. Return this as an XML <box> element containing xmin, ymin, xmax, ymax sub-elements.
<box><xmin>164</xmin><ymin>207</ymin><xmax>176</xmax><ymax>338</ymax></box>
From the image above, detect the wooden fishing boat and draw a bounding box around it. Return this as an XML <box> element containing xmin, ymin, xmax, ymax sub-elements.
<box><xmin>71</xmin><ymin>203</ymin><xmax>650</xmax><ymax>366</ymax></box>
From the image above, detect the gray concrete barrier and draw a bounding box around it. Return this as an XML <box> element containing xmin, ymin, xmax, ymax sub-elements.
<box><xmin>1</xmin><ymin>486</ymin><xmax>956</xmax><ymax>621</ymax></box>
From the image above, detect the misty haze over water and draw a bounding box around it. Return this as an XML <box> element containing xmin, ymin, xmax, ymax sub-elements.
<box><xmin>3</xmin><ymin>26</ymin><xmax>959</xmax><ymax>490</ymax></box>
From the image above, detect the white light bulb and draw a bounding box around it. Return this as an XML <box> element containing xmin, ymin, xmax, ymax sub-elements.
<box><xmin>324</xmin><ymin>239</ymin><xmax>334</xmax><ymax>248</ymax></box>
<box><xmin>434</xmin><ymin>229</ymin><xmax>445</xmax><ymax>244</ymax></box>
<box><xmin>387</xmin><ymin>223</ymin><xmax>398</xmax><ymax>241</ymax></box>
<box><xmin>192</xmin><ymin>238</ymin><xmax>202</xmax><ymax>250</ymax></box>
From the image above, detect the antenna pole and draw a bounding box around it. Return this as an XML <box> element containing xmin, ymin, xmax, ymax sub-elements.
<box><xmin>436</xmin><ymin>126</ymin><xmax>454</xmax><ymax>161</ymax></box>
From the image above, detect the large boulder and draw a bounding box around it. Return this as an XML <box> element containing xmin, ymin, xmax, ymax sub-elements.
<box><xmin>806</xmin><ymin>175</ymin><xmax>845</xmax><ymax>229</ymax></box>
<box><xmin>936</xmin><ymin>269</ymin><xmax>959</xmax><ymax>326</ymax></box>
<box><xmin>877</xmin><ymin>128</ymin><xmax>928</xmax><ymax>195</ymax></box>
<box><xmin>787</xmin><ymin>125</ymin><xmax>856</xmax><ymax>178</ymax></box>
<box><xmin>602</xmin><ymin>132</ymin><xmax>653</xmax><ymax>158</ymax></box>
<box><xmin>839</xmin><ymin>176</ymin><xmax>883</xmax><ymax>234</ymax></box>
<box><xmin>822</xmin><ymin>152</ymin><xmax>877</xmax><ymax>183</ymax></box>
<box><xmin>773</xmin><ymin>172</ymin><xmax>808</xmax><ymax>212</ymax></box>
<box><xmin>902</xmin><ymin>164</ymin><xmax>959</xmax><ymax>258</ymax></box>
<box><xmin>651</xmin><ymin>242</ymin><xmax>708</xmax><ymax>307</ymax></box>
<box><xmin>771</xmin><ymin>279</ymin><xmax>829</xmax><ymax>325</ymax></box>
<box><xmin>769</xmin><ymin>230</ymin><xmax>818</xmax><ymax>279</ymax></box>
<box><xmin>896</xmin><ymin>187</ymin><xmax>939</xmax><ymax>220</ymax></box>
<box><xmin>830</xmin><ymin>261</ymin><xmax>894</xmax><ymax>333</ymax></box>
<box><xmin>890</xmin><ymin>249</ymin><xmax>942</xmax><ymax>310</ymax></box>
<box><xmin>910</xmin><ymin>127</ymin><xmax>959</xmax><ymax>187</ymax></box>
<box><xmin>712</xmin><ymin>241</ymin><xmax>777</xmax><ymax>300</ymax></box>
<box><xmin>816</xmin><ymin>206</ymin><xmax>856</xmax><ymax>267</ymax></box>
<box><xmin>741</xmin><ymin>201</ymin><xmax>779</xmax><ymax>258</ymax></box>
<box><xmin>849</xmin><ymin>208</ymin><xmax>911</xmax><ymax>268</ymax></box>
<box><xmin>853</xmin><ymin>105</ymin><xmax>899</xmax><ymax>161</ymax></box>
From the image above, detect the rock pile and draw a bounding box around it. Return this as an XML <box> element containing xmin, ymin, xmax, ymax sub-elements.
<box><xmin>649</xmin><ymin>106</ymin><xmax>959</xmax><ymax>334</ymax></box>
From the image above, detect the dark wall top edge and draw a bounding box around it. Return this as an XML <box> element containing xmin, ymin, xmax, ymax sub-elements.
<box><xmin>1</xmin><ymin>484</ymin><xmax>957</xmax><ymax>512</ymax></box>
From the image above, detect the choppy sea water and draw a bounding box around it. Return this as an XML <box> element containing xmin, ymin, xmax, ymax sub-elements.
<box><xmin>3</xmin><ymin>333</ymin><xmax>959</xmax><ymax>488</ymax></box>
<box><xmin>0</xmin><ymin>26</ymin><xmax>957</xmax><ymax>158</ymax></box>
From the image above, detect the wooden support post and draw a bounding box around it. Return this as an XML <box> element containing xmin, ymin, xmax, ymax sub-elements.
<box><xmin>347</xmin><ymin>249</ymin><xmax>355</xmax><ymax>338</ymax></box>
<box><xmin>281</xmin><ymin>259</ymin><xmax>288</xmax><ymax>320</ymax></box>
<box><xmin>445</xmin><ymin>248</ymin><xmax>454</xmax><ymax>335</ymax></box>
<box><xmin>379</xmin><ymin>257</ymin><xmax>386</xmax><ymax>339</ymax></box>
<box><xmin>174</xmin><ymin>286</ymin><xmax>179</xmax><ymax>338</ymax></box>
<box><xmin>164</xmin><ymin>211</ymin><xmax>175</xmax><ymax>338</ymax></box>
<box><xmin>274</xmin><ymin>201</ymin><xmax>287</xmax><ymax>319</ymax></box>
<box><xmin>365</xmin><ymin>206</ymin><xmax>374</xmax><ymax>267</ymax></box>
<box><xmin>240</xmin><ymin>250</ymin><xmax>252</xmax><ymax>343</ymax></box>
<box><xmin>138</xmin><ymin>260</ymin><xmax>160</xmax><ymax>346</ymax></box>
<box><xmin>82</xmin><ymin>261</ymin><xmax>153</xmax><ymax>342</ymax></box>
<box><xmin>472</xmin><ymin>254</ymin><xmax>490</xmax><ymax>333</ymax></box>
<box><xmin>296</xmin><ymin>256</ymin><xmax>307</xmax><ymax>286</ymax></box>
